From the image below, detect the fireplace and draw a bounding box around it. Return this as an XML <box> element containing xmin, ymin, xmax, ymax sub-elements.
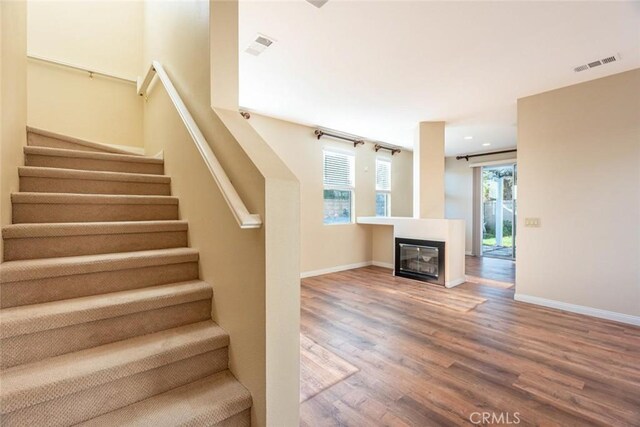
<box><xmin>395</xmin><ymin>238</ymin><xmax>445</xmax><ymax>285</ymax></box>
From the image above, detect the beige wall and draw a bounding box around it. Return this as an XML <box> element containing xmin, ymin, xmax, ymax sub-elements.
<box><xmin>371</xmin><ymin>226</ymin><xmax>395</xmax><ymax>267</ymax></box>
<box><xmin>28</xmin><ymin>0</ymin><xmax>142</xmax><ymax>78</ymax></box>
<box><xmin>27</xmin><ymin>62</ymin><xmax>143</xmax><ymax>148</ymax></box>
<box><xmin>517</xmin><ymin>69</ymin><xmax>640</xmax><ymax>319</ymax></box>
<box><xmin>248</xmin><ymin>113</ymin><xmax>413</xmax><ymax>274</ymax></box>
<box><xmin>26</xmin><ymin>0</ymin><xmax>143</xmax><ymax>148</ymax></box>
<box><xmin>414</xmin><ymin>121</ymin><xmax>445</xmax><ymax>218</ymax></box>
<box><xmin>445</xmin><ymin>152</ymin><xmax>517</xmax><ymax>254</ymax></box>
<box><xmin>1</xmin><ymin>0</ymin><xmax>28</xmax><ymax>262</ymax></box>
<box><xmin>143</xmin><ymin>1</ymin><xmax>300</xmax><ymax>425</ymax></box>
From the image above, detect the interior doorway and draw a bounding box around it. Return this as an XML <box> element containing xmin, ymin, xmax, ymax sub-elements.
<box><xmin>480</xmin><ymin>163</ymin><xmax>516</xmax><ymax>260</ymax></box>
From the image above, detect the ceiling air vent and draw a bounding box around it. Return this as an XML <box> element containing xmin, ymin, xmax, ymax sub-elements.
<box><xmin>306</xmin><ymin>0</ymin><xmax>329</xmax><ymax>8</ymax></box>
<box><xmin>574</xmin><ymin>54</ymin><xmax>620</xmax><ymax>72</ymax></box>
<box><xmin>245</xmin><ymin>34</ymin><xmax>275</xmax><ymax>56</ymax></box>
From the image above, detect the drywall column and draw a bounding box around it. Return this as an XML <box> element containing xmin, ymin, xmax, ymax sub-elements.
<box><xmin>209</xmin><ymin>2</ymin><xmax>301</xmax><ymax>426</ymax></box>
<box><xmin>210</xmin><ymin>0</ymin><xmax>238</xmax><ymax>110</ymax></box>
<box><xmin>413</xmin><ymin>121</ymin><xmax>445</xmax><ymax>218</ymax></box>
<box><xmin>1</xmin><ymin>0</ymin><xmax>28</xmax><ymax>262</ymax></box>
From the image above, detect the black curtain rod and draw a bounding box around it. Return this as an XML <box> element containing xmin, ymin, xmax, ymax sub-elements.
<box><xmin>314</xmin><ymin>129</ymin><xmax>401</xmax><ymax>154</ymax></box>
<box><xmin>456</xmin><ymin>149</ymin><xmax>517</xmax><ymax>161</ymax></box>
<box><xmin>374</xmin><ymin>144</ymin><xmax>401</xmax><ymax>155</ymax></box>
<box><xmin>314</xmin><ymin>130</ymin><xmax>364</xmax><ymax>147</ymax></box>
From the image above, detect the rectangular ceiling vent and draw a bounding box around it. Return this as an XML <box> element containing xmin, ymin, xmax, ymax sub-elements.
<box><xmin>306</xmin><ymin>0</ymin><xmax>329</xmax><ymax>8</ymax></box>
<box><xmin>574</xmin><ymin>54</ymin><xmax>620</xmax><ymax>72</ymax></box>
<box><xmin>245</xmin><ymin>34</ymin><xmax>275</xmax><ymax>56</ymax></box>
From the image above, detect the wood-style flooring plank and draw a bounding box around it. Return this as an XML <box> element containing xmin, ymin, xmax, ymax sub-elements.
<box><xmin>300</xmin><ymin>266</ymin><xmax>640</xmax><ymax>427</ymax></box>
<box><xmin>465</xmin><ymin>255</ymin><xmax>515</xmax><ymax>285</ymax></box>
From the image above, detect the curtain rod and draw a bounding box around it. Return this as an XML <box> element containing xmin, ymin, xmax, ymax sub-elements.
<box><xmin>314</xmin><ymin>130</ymin><xmax>364</xmax><ymax>147</ymax></box>
<box><xmin>456</xmin><ymin>149</ymin><xmax>517</xmax><ymax>161</ymax></box>
<box><xmin>314</xmin><ymin>129</ymin><xmax>401</xmax><ymax>155</ymax></box>
<box><xmin>374</xmin><ymin>144</ymin><xmax>401</xmax><ymax>155</ymax></box>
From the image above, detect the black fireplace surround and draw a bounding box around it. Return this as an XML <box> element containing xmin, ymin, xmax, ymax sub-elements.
<box><xmin>394</xmin><ymin>238</ymin><xmax>445</xmax><ymax>286</ymax></box>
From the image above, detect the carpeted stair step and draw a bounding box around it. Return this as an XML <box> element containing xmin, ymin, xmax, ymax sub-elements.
<box><xmin>0</xmin><ymin>321</ymin><xmax>229</xmax><ymax>426</ymax></box>
<box><xmin>11</xmin><ymin>192</ymin><xmax>179</xmax><ymax>223</ymax></box>
<box><xmin>27</xmin><ymin>127</ymin><xmax>144</xmax><ymax>155</ymax></box>
<box><xmin>0</xmin><ymin>280</ymin><xmax>213</xmax><ymax>369</ymax></box>
<box><xmin>25</xmin><ymin>146</ymin><xmax>164</xmax><ymax>175</ymax></box>
<box><xmin>0</xmin><ymin>248</ymin><xmax>200</xmax><ymax>308</ymax></box>
<box><xmin>79</xmin><ymin>370</ymin><xmax>252</xmax><ymax>427</ymax></box>
<box><xmin>3</xmin><ymin>220</ymin><xmax>188</xmax><ymax>261</ymax></box>
<box><xmin>19</xmin><ymin>166</ymin><xmax>171</xmax><ymax>195</ymax></box>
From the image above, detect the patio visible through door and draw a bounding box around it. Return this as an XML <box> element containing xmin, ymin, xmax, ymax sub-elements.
<box><xmin>481</xmin><ymin>164</ymin><xmax>516</xmax><ymax>259</ymax></box>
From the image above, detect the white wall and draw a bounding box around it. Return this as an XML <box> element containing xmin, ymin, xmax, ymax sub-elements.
<box><xmin>517</xmin><ymin>69</ymin><xmax>640</xmax><ymax>321</ymax></box>
<box><xmin>445</xmin><ymin>153</ymin><xmax>516</xmax><ymax>254</ymax></box>
<box><xmin>26</xmin><ymin>0</ymin><xmax>143</xmax><ymax>147</ymax></box>
<box><xmin>248</xmin><ymin>113</ymin><xmax>413</xmax><ymax>274</ymax></box>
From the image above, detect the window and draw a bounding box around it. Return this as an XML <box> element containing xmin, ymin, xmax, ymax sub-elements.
<box><xmin>375</xmin><ymin>157</ymin><xmax>391</xmax><ymax>216</ymax></box>
<box><xmin>323</xmin><ymin>150</ymin><xmax>355</xmax><ymax>224</ymax></box>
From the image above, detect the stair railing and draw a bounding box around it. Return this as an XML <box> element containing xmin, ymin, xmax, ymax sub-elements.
<box><xmin>28</xmin><ymin>54</ymin><xmax>136</xmax><ymax>84</ymax></box>
<box><xmin>137</xmin><ymin>61</ymin><xmax>262</xmax><ymax>229</ymax></box>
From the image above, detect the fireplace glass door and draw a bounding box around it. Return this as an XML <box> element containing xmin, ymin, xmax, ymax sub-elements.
<box><xmin>399</xmin><ymin>243</ymin><xmax>439</xmax><ymax>278</ymax></box>
<box><xmin>395</xmin><ymin>238</ymin><xmax>445</xmax><ymax>285</ymax></box>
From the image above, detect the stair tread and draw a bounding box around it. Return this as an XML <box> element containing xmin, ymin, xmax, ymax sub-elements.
<box><xmin>0</xmin><ymin>247</ymin><xmax>199</xmax><ymax>283</ymax></box>
<box><xmin>24</xmin><ymin>146</ymin><xmax>163</xmax><ymax>164</ymax></box>
<box><xmin>0</xmin><ymin>321</ymin><xmax>228</xmax><ymax>414</ymax></box>
<box><xmin>0</xmin><ymin>280</ymin><xmax>212</xmax><ymax>339</ymax></box>
<box><xmin>11</xmin><ymin>192</ymin><xmax>178</xmax><ymax>205</ymax></box>
<box><xmin>27</xmin><ymin>127</ymin><xmax>145</xmax><ymax>156</ymax></box>
<box><xmin>19</xmin><ymin>166</ymin><xmax>170</xmax><ymax>183</ymax></box>
<box><xmin>3</xmin><ymin>220</ymin><xmax>188</xmax><ymax>239</ymax></box>
<box><xmin>78</xmin><ymin>370</ymin><xmax>251</xmax><ymax>427</ymax></box>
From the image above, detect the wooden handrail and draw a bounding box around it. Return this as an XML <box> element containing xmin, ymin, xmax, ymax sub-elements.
<box><xmin>138</xmin><ymin>61</ymin><xmax>262</xmax><ymax>229</ymax></box>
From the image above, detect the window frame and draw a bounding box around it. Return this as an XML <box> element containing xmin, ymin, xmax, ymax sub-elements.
<box><xmin>375</xmin><ymin>157</ymin><xmax>392</xmax><ymax>217</ymax></box>
<box><xmin>322</xmin><ymin>149</ymin><xmax>356</xmax><ymax>225</ymax></box>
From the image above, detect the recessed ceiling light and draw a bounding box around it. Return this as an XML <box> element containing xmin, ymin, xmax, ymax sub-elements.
<box><xmin>464</xmin><ymin>136</ymin><xmax>473</xmax><ymax>140</ymax></box>
<box><xmin>482</xmin><ymin>143</ymin><xmax>491</xmax><ymax>146</ymax></box>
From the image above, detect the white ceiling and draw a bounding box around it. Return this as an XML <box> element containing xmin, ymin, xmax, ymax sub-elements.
<box><xmin>239</xmin><ymin>1</ymin><xmax>640</xmax><ymax>156</ymax></box>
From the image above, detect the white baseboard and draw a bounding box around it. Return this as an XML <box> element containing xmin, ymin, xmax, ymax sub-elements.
<box><xmin>465</xmin><ymin>251</ymin><xmax>473</xmax><ymax>256</ymax></box>
<box><xmin>371</xmin><ymin>261</ymin><xmax>393</xmax><ymax>269</ymax></box>
<box><xmin>514</xmin><ymin>293</ymin><xmax>640</xmax><ymax>326</ymax></box>
<box><xmin>445</xmin><ymin>277</ymin><xmax>466</xmax><ymax>288</ymax></box>
<box><xmin>301</xmin><ymin>261</ymin><xmax>372</xmax><ymax>278</ymax></box>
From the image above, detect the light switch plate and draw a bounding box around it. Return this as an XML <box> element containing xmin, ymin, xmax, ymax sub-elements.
<box><xmin>525</xmin><ymin>218</ymin><xmax>541</xmax><ymax>227</ymax></box>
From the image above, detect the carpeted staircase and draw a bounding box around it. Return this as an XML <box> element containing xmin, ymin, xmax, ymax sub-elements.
<box><xmin>0</xmin><ymin>129</ymin><xmax>252</xmax><ymax>426</ymax></box>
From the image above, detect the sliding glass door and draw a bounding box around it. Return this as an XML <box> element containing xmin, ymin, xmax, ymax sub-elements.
<box><xmin>481</xmin><ymin>164</ymin><xmax>516</xmax><ymax>259</ymax></box>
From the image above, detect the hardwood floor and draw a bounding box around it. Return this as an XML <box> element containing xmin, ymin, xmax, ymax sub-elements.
<box><xmin>300</xmin><ymin>333</ymin><xmax>359</xmax><ymax>403</ymax></box>
<box><xmin>466</xmin><ymin>255</ymin><xmax>515</xmax><ymax>285</ymax></box>
<box><xmin>300</xmin><ymin>266</ymin><xmax>640</xmax><ymax>427</ymax></box>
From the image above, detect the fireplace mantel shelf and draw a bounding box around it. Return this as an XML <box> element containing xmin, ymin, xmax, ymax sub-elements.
<box><xmin>357</xmin><ymin>216</ymin><xmax>466</xmax><ymax>288</ymax></box>
<box><xmin>356</xmin><ymin>216</ymin><xmax>402</xmax><ymax>225</ymax></box>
